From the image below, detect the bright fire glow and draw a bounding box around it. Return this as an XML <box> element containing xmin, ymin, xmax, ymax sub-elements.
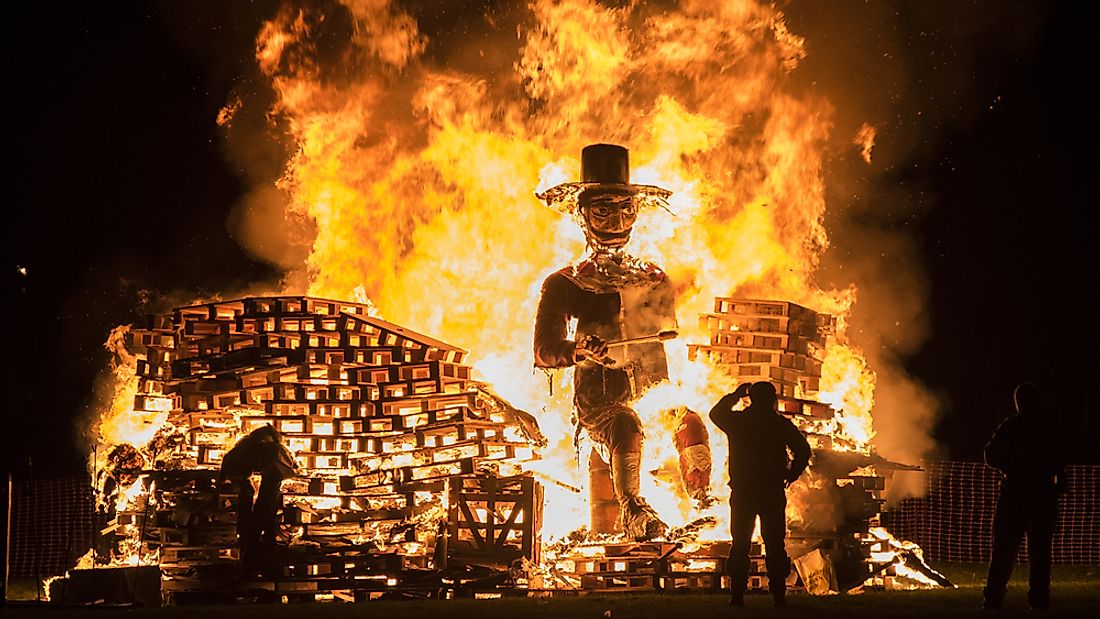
<box><xmin>231</xmin><ymin>0</ymin><xmax>877</xmax><ymax>540</ymax></box>
<box><xmin>72</xmin><ymin>0</ymin><xmax>936</xmax><ymax>584</ymax></box>
<box><xmin>866</xmin><ymin>527</ymin><xmax>954</xmax><ymax>589</ymax></box>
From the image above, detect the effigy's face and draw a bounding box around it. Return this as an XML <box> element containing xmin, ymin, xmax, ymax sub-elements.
<box><xmin>582</xmin><ymin>193</ymin><xmax>638</xmax><ymax>249</ymax></box>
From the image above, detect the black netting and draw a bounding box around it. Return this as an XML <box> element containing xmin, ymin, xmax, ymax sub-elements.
<box><xmin>882</xmin><ymin>461</ymin><xmax>1099</xmax><ymax>564</ymax></box>
<box><xmin>8</xmin><ymin>475</ymin><xmax>94</xmax><ymax>578</ymax></box>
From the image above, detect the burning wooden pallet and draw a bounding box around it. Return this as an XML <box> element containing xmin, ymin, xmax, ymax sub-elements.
<box><xmin>658</xmin><ymin>541</ymin><xmax>729</xmax><ymax>592</ymax></box>
<box><xmin>545</xmin><ymin>542</ymin><xmax>673</xmax><ymax>592</ymax></box>
<box><xmin>85</xmin><ymin>295</ymin><xmax>546</xmax><ymax>603</ymax></box>
<box><xmin>689</xmin><ymin>297</ymin><xmax>835</xmax><ymax>398</ymax></box>
<box><xmin>544</xmin><ymin>540</ymin><xmax>780</xmax><ymax>595</ymax></box>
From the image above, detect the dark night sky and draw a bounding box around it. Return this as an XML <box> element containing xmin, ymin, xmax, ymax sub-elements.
<box><xmin>3</xmin><ymin>1</ymin><xmax>1096</xmax><ymax>479</ymax></box>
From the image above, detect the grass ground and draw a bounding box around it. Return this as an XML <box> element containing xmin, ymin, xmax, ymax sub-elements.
<box><xmin>2</xmin><ymin>563</ymin><xmax>1097</xmax><ymax>618</ymax></box>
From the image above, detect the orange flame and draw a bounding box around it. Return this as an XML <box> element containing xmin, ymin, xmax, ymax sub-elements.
<box><xmin>79</xmin><ymin>0</ymin><xmax>892</xmax><ymax>555</ymax></box>
<box><xmin>92</xmin><ymin>326</ymin><xmax>167</xmax><ymax>455</ymax></box>
<box><xmin>854</xmin><ymin>122</ymin><xmax>876</xmax><ymax>164</ymax></box>
<box><xmin>208</xmin><ymin>0</ymin><xmax>884</xmax><ymax>539</ymax></box>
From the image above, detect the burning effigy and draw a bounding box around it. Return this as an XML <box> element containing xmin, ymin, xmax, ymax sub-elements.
<box><xmin>48</xmin><ymin>0</ymin><xmax>955</xmax><ymax>605</ymax></box>
<box><xmin>534</xmin><ymin>143</ymin><xmax>701</xmax><ymax>542</ymax></box>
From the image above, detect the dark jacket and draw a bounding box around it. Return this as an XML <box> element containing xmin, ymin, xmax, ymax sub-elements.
<box><xmin>984</xmin><ymin>412</ymin><xmax>1066</xmax><ymax>491</ymax></box>
<box><xmin>220</xmin><ymin>425</ymin><xmax>298</xmax><ymax>482</ymax></box>
<box><xmin>533</xmin><ymin>262</ymin><xmax>674</xmax><ymax>410</ymax></box>
<box><xmin>709</xmin><ymin>394</ymin><xmax>811</xmax><ymax>493</ymax></box>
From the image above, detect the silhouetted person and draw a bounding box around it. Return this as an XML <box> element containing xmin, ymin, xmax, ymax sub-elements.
<box><xmin>710</xmin><ymin>381</ymin><xmax>811</xmax><ymax>607</ymax></box>
<box><xmin>982</xmin><ymin>382</ymin><xmax>1066</xmax><ymax>610</ymax></box>
<box><xmin>219</xmin><ymin>425</ymin><xmax>298</xmax><ymax>577</ymax></box>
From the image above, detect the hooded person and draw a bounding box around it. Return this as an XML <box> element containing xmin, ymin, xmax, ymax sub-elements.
<box><xmin>219</xmin><ymin>424</ymin><xmax>298</xmax><ymax>576</ymax></box>
<box><xmin>533</xmin><ymin>143</ymin><xmax>709</xmax><ymax>541</ymax></box>
<box><xmin>982</xmin><ymin>382</ymin><xmax>1067</xmax><ymax>610</ymax></box>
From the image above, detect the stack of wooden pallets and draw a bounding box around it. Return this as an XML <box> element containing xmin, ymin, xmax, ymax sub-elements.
<box><xmin>657</xmin><ymin>541</ymin><xmax>729</xmax><ymax>592</ymax></box>
<box><xmin>689</xmin><ymin>297</ymin><xmax>835</xmax><ymax>398</ymax></box>
<box><xmin>544</xmin><ymin>540</ymin><xmax>777</xmax><ymax>595</ymax></box>
<box><xmin>97</xmin><ymin>296</ymin><xmax>545</xmax><ymax>602</ymax></box>
<box><xmin>546</xmin><ymin>542</ymin><xmax>674</xmax><ymax>593</ymax></box>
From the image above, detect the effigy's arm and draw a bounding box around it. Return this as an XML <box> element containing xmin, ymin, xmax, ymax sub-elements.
<box><xmin>655</xmin><ymin>272</ymin><xmax>678</xmax><ymax>329</ymax></box>
<box><xmin>533</xmin><ymin>274</ymin><xmax>578</xmax><ymax>368</ymax></box>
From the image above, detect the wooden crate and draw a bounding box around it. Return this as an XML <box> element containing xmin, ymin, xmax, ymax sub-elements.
<box><xmin>446</xmin><ymin>474</ymin><xmax>543</xmax><ymax>566</ymax></box>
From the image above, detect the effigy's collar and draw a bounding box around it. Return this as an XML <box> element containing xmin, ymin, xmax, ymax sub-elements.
<box><xmin>561</xmin><ymin>250</ymin><xmax>666</xmax><ymax>294</ymax></box>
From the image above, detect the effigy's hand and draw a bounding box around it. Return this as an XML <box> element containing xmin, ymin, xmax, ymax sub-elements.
<box><xmin>574</xmin><ymin>335</ymin><xmax>609</xmax><ymax>363</ymax></box>
<box><xmin>694</xmin><ymin>494</ymin><xmax>718</xmax><ymax>510</ymax></box>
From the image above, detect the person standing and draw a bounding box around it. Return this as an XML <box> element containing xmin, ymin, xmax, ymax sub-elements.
<box><xmin>220</xmin><ymin>425</ymin><xmax>298</xmax><ymax>577</ymax></box>
<box><xmin>982</xmin><ymin>382</ymin><xmax>1066</xmax><ymax>610</ymax></box>
<box><xmin>710</xmin><ymin>381</ymin><xmax>811</xmax><ymax>607</ymax></box>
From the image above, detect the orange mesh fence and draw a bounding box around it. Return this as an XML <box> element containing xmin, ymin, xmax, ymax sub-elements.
<box><xmin>882</xmin><ymin>461</ymin><xmax>1099</xmax><ymax>564</ymax></box>
<box><xmin>5</xmin><ymin>463</ymin><xmax>1096</xmax><ymax>579</ymax></box>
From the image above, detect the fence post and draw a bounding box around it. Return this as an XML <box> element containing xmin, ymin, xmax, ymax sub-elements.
<box><xmin>2</xmin><ymin>472</ymin><xmax>10</xmax><ymax>606</ymax></box>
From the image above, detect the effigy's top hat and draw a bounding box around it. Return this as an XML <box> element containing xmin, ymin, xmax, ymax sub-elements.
<box><xmin>536</xmin><ymin>143</ymin><xmax>672</xmax><ymax>214</ymax></box>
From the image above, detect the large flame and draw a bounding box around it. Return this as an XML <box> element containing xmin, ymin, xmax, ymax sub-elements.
<box><xmin>90</xmin><ymin>325</ymin><xmax>170</xmax><ymax>459</ymax></box>
<box><xmin>209</xmin><ymin>0</ymin><xmax>878</xmax><ymax>540</ymax></box>
<box><xmin>79</xmin><ymin>0</ymin><xmax>889</xmax><ymax>564</ymax></box>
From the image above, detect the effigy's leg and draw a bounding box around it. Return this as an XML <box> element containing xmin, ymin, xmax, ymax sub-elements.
<box><xmin>604</xmin><ymin>411</ymin><xmax>666</xmax><ymax>541</ymax></box>
<box><xmin>587</xmin><ymin>448</ymin><xmax>621</xmax><ymax>534</ymax></box>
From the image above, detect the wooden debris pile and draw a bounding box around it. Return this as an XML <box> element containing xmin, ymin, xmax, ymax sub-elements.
<box><xmin>93</xmin><ymin>296</ymin><xmax>545</xmax><ymax>602</ymax></box>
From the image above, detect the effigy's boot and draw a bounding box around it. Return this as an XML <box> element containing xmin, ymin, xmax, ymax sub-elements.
<box><xmin>612</xmin><ymin>451</ymin><xmax>666</xmax><ymax>541</ymax></box>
